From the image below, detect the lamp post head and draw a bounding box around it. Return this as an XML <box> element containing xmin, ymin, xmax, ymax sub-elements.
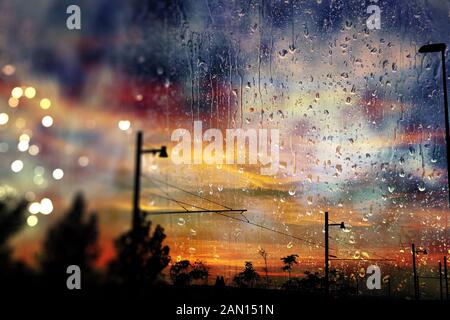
<box><xmin>159</xmin><ymin>146</ymin><xmax>168</xmax><ymax>158</ymax></box>
<box><xmin>340</xmin><ymin>222</ymin><xmax>346</xmax><ymax>229</ymax></box>
<box><xmin>419</xmin><ymin>43</ymin><xmax>446</xmax><ymax>53</ymax></box>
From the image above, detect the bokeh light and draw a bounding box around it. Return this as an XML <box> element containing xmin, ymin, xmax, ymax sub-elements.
<box><xmin>28</xmin><ymin>202</ymin><xmax>41</xmax><ymax>214</ymax></box>
<box><xmin>24</xmin><ymin>87</ymin><xmax>36</xmax><ymax>99</ymax></box>
<box><xmin>26</xmin><ymin>215</ymin><xmax>38</xmax><ymax>227</ymax></box>
<box><xmin>39</xmin><ymin>98</ymin><xmax>51</xmax><ymax>109</ymax></box>
<box><xmin>40</xmin><ymin>198</ymin><xmax>53</xmax><ymax>215</ymax></box>
<box><xmin>41</xmin><ymin>115</ymin><xmax>53</xmax><ymax>127</ymax></box>
<box><xmin>0</xmin><ymin>113</ymin><xmax>9</xmax><ymax>125</ymax></box>
<box><xmin>52</xmin><ymin>169</ymin><xmax>64</xmax><ymax>180</ymax></box>
<box><xmin>10</xmin><ymin>160</ymin><xmax>23</xmax><ymax>173</ymax></box>
<box><xmin>118</xmin><ymin>120</ymin><xmax>131</xmax><ymax>131</ymax></box>
<box><xmin>11</xmin><ymin>87</ymin><xmax>23</xmax><ymax>99</ymax></box>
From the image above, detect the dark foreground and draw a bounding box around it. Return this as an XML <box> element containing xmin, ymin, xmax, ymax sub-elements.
<box><xmin>4</xmin><ymin>284</ymin><xmax>450</xmax><ymax>319</ymax></box>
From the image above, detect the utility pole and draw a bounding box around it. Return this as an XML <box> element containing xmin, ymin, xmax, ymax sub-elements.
<box><xmin>418</xmin><ymin>43</ymin><xmax>449</xmax><ymax>241</ymax></box>
<box><xmin>132</xmin><ymin>131</ymin><xmax>168</xmax><ymax>233</ymax></box>
<box><xmin>387</xmin><ymin>277</ymin><xmax>391</xmax><ymax>298</ymax></box>
<box><xmin>445</xmin><ymin>256</ymin><xmax>449</xmax><ymax>300</ymax></box>
<box><xmin>412</xmin><ymin>243</ymin><xmax>418</xmax><ymax>300</ymax></box>
<box><xmin>441</xmin><ymin>46</ymin><xmax>449</xmax><ymax>245</ymax></box>
<box><xmin>324</xmin><ymin>212</ymin><xmax>345</xmax><ymax>297</ymax></box>
<box><xmin>411</xmin><ymin>243</ymin><xmax>428</xmax><ymax>300</ymax></box>
<box><xmin>440</xmin><ymin>261</ymin><xmax>443</xmax><ymax>301</ymax></box>
<box><xmin>132</xmin><ymin>131</ymin><xmax>143</xmax><ymax>232</ymax></box>
<box><xmin>325</xmin><ymin>211</ymin><xmax>329</xmax><ymax>296</ymax></box>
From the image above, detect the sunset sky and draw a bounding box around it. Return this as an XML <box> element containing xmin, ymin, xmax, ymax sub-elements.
<box><xmin>1</xmin><ymin>0</ymin><xmax>450</xmax><ymax>297</ymax></box>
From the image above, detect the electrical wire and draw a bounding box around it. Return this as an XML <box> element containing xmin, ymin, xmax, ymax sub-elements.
<box><xmin>142</xmin><ymin>174</ymin><xmax>332</xmax><ymax>250</ymax></box>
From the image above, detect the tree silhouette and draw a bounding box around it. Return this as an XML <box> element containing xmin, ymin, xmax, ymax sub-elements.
<box><xmin>109</xmin><ymin>219</ymin><xmax>170</xmax><ymax>286</ymax></box>
<box><xmin>298</xmin><ymin>271</ymin><xmax>323</xmax><ymax>293</ymax></box>
<box><xmin>190</xmin><ymin>260</ymin><xmax>209</xmax><ymax>285</ymax></box>
<box><xmin>170</xmin><ymin>260</ymin><xmax>191</xmax><ymax>286</ymax></box>
<box><xmin>281</xmin><ymin>278</ymin><xmax>302</xmax><ymax>291</ymax></box>
<box><xmin>214</xmin><ymin>275</ymin><xmax>225</xmax><ymax>288</ymax></box>
<box><xmin>40</xmin><ymin>193</ymin><xmax>99</xmax><ymax>287</ymax></box>
<box><xmin>281</xmin><ymin>270</ymin><xmax>324</xmax><ymax>292</ymax></box>
<box><xmin>170</xmin><ymin>260</ymin><xmax>209</xmax><ymax>286</ymax></box>
<box><xmin>233</xmin><ymin>261</ymin><xmax>260</xmax><ymax>288</ymax></box>
<box><xmin>281</xmin><ymin>254</ymin><xmax>299</xmax><ymax>280</ymax></box>
<box><xmin>258</xmin><ymin>247</ymin><xmax>270</xmax><ymax>287</ymax></box>
<box><xmin>330</xmin><ymin>268</ymin><xmax>356</xmax><ymax>296</ymax></box>
<box><xmin>0</xmin><ymin>198</ymin><xmax>29</xmax><ymax>287</ymax></box>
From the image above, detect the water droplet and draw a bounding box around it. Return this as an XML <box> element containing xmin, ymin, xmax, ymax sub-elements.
<box><xmin>418</xmin><ymin>183</ymin><xmax>426</xmax><ymax>192</ymax></box>
<box><xmin>345</xmin><ymin>97</ymin><xmax>351</xmax><ymax>105</ymax></box>
<box><xmin>278</xmin><ymin>49</ymin><xmax>288</xmax><ymax>58</ymax></box>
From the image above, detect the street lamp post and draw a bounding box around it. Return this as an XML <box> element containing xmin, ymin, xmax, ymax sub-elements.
<box><xmin>419</xmin><ymin>43</ymin><xmax>449</xmax><ymax>245</ymax></box>
<box><xmin>132</xmin><ymin>131</ymin><xmax>168</xmax><ymax>232</ymax></box>
<box><xmin>324</xmin><ymin>211</ymin><xmax>346</xmax><ymax>296</ymax></box>
<box><xmin>411</xmin><ymin>243</ymin><xmax>428</xmax><ymax>300</ymax></box>
<box><xmin>445</xmin><ymin>256</ymin><xmax>449</xmax><ymax>300</ymax></box>
<box><xmin>439</xmin><ymin>260</ymin><xmax>443</xmax><ymax>301</ymax></box>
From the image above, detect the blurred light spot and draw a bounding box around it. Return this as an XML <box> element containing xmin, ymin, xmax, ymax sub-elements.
<box><xmin>18</xmin><ymin>140</ymin><xmax>29</xmax><ymax>152</ymax></box>
<box><xmin>8</xmin><ymin>97</ymin><xmax>19</xmax><ymax>108</ymax></box>
<box><xmin>29</xmin><ymin>202</ymin><xmax>41</xmax><ymax>214</ymax></box>
<box><xmin>42</xmin><ymin>115</ymin><xmax>53</xmax><ymax>127</ymax></box>
<box><xmin>118</xmin><ymin>120</ymin><xmax>131</xmax><ymax>131</ymax></box>
<box><xmin>52</xmin><ymin>168</ymin><xmax>64</xmax><ymax>180</ymax></box>
<box><xmin>27</xmin><ymin>215</ymin><xmax>38</xmax><ymax>227</ymax></box>
<box><xmin>40</xmin><ymin>198</ymin><xmax>53</xmax><ymax>215</ymax></box>
<box><xmin>28</xmin><ymin>145</ymin><xmax>39</xmax><ymax>156</ymax></box>
<box><xmin>40</xmin><ymin>98</ymin><xmax>51</xmax><ymax>109</ymax></box>
<box><xmin>0</xmin><ymin>113</ymin><xmax>9</xmax><ymax>125</ymax></box>
<box><xmin>24</xmin><ymin>87</ymin><xmax>36</xmax><ymax>99</ymax></box>
<box><xmin>78</xmin><ymin>156</ymin><xmax>89</xmax><ymax>167</ymax></box>
<box><xmin>34</xmin><ymin>166</ymin><xmax>45</xmax><ymax>175</ymax></box>
<box><xmin>33</xmin><ymin>175</ymin><xmax>45</xmax><ymax>186</ymax></box>
<box><xmin>19</xmin><ymin>134</ymin><xmax>30</xmax><ymax>142</ymax></box>
<box><xmin>11</xmin><ymin>87</ymin><xmax>23</xmax><ymax>99</ymax></box>
<box><xmin>11</xmin><ymin>160</ymin><xmax>23</xmax><ymax>173</ymax></box>
<box><xmin>2</xmin><ymin>64</ymin><xmax>15</xmax><ymax>76</ymax></box>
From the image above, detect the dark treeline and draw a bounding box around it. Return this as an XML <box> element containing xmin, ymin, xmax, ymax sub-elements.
<box><xmin>0</xmin><ymin>193</ymin><xmax>365</xmax><ymax>296</ymax></box>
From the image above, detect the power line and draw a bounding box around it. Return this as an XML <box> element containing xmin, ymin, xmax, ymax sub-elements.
<box><xmin>142</xmin><ymin>174</ymin><xmax>332</xmax><ymax>250</ymax></box>
<box><xmin>143</xmin><ymin>174</ymin><xmax>232</xmax><ymax>210</ymax></box>
<box><xmin>330</xmin><ymin>258</ymin><xmax>396</xmax><ymax>262</ymax></box>
<box><xmin>328</xmin><ymin>219</ymin><xmax>401</xmax><ymax>262</ymax></box>
<box><xmin>143</xmin><ymin>175</ymin><xmax>414</xmax><ymax>259</ymax></box>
